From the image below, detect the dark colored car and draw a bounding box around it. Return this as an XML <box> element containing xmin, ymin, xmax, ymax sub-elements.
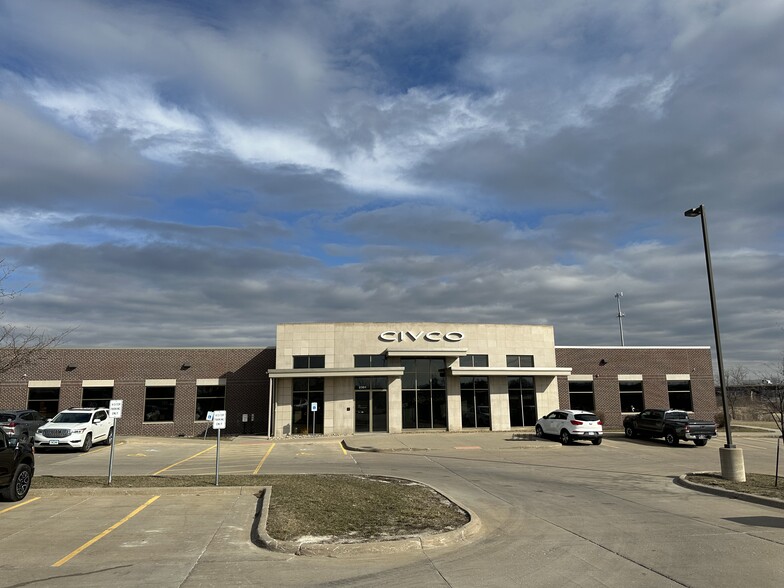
<box><xmin>0</xmin><ymin>429</ymin><xmax>35</xmax><ymax>501</ymax></box>
<box><xmin>0</xmin><ymin>410</ymin><xmax>46</xmax><ymax>443</ymax></box>
<box><xmin>623</xmin><ymin>409</ymin><xmax>717</xmax><ymax>446</ymax></box>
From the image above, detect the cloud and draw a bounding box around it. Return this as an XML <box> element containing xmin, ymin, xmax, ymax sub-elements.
<box><xmin>0</xmin><ymin>0</ymin><xmax>781</xmax><ymax>370</ymax></box>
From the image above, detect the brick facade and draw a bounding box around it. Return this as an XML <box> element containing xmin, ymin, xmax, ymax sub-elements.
<box><xmin>0</xmin><ymin>348</ymin><xmax>274</xmax><ymax>436</ymax></box>
<box><xmin>555</xmin><ymin>346</ymin><xmax>717</xmax><ymax>428</ymax></box>
<box><xmin>0</xmin><ymin>340</ymin><xmax>717</xmax><ymax>436</ymax></box>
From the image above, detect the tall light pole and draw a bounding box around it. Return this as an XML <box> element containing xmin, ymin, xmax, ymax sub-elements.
<box><xmin>684</xmin><ymin>204</ymin><xmax>745</xmax><ymax>481</ymax></box>
<box><xmin>615</xmin><ymin>292</ymin><xmax>625</xmax><ymax>346</ymax></box>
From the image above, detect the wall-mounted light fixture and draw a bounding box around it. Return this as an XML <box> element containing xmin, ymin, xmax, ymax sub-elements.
<box><xmin>599</xmin><ymin>359</ymin><xmax>608</xmax><ymax>366</ymax></box>
<box><xmin>180</xmin><ymin>362</ymin><xmax>191</xmax><ymax>370</ymax></box>
<box><xmin>66</xmin><ymin>364</ymin><xmax>77</xmax><ymax>371</ymax></box>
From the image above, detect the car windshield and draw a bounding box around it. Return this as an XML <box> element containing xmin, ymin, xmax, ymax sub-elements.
<box><xmin>575</xmin><ymin>413</ymin><xmax>599</xmax><ymax>421</ymax></box>
<box><xmin>51</xmin><ymin>413</ymin><xmax>91</xmax><ymax>424</ymax></box>
<box><xmin>0</xmin><ymin>413</ymin><xmax>15</xmax><ymax>421</ymax></box>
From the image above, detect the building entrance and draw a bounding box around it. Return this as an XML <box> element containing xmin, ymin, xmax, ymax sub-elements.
<box><xmin>355</xmin><ymin>390</ymin><xmax>388</xmax><ymax>433</ymax></box>
<box><xmin>508</xmin><ymin>376</ymin><xmax>537</xmax><ymax>426</ymax></box>
<box><xmin>292</xmin><ymin>390</ymin><xmax>324</xmax><ymax>434</ymax></box>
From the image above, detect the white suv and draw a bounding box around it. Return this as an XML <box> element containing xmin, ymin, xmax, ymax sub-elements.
<box><xmin>535</xmin><ymin>409</ymin><xmax>603</xmax><ymax>445</ymax></box>
<box><xmin>34</xmin><ymin>407</ymin><xmax>114</xmax><ymax>452</ymax></box>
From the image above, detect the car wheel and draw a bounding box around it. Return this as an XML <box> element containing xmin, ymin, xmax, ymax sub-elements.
<box><xmin>80</xmin><ymin>433</ymin><xmax>93</xmax><ymax>453</ymax></box>
<box><xmin>624</xmin><ymin>425</ymin><xmax>636</xmax><ymax>439</ymax></box>
<box><xmin>591</xmin><ymin>437</ymin><xmax>603</xmax><ymax>445</ymax></box>
<box><xmin>559</xmin><ymin>430</ymin><xmax>571</xmax><ymax>445</ymax></box>
<box><xmin>535</xmin><ymin>425</ymin><xmax>544</xmax><ymax>438</ymax></box>
<box><xmin>0</xmin><ymin>463</ymin><xmax>32</xmax><ymax>501</ymax></box>
<box><xmin>665</xmin><ymin>431</ymin><xmax>679</xmax><ymax>446</ymax></box>
<box><xmin>694</xmin><ymin>439</ymin><xmax>708</xmax><ymax>447</ymax></box>
<box><xmin>104</xmin><ymin>427</ymin><xmax>114</xmax><ymax>446</ymax></box>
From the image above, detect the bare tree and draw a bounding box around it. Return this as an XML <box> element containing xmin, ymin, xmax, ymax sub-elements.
<box><xmin>0</xmin><ymin>261</ymin><xmax>71</xmax><ymax>375</ymax></box>
<box><xmin>758</xmin><ymin>355</ymin><xmax>784</xmax><ymax>485</ymax></box>
<box><xmin>759</xmin><ymin>355</ymin><xmax>784</xmax><ymax>436</ymax></box>
<box><xmin>725</xmin><ymin>364</ymin><xmax>750</xmax><ymax>419</ymax></box>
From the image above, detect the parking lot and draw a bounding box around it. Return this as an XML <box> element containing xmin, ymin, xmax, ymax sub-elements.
<box><xmin>3</xmin><ymin>432</ymin><xmax>784</xmax><ymax>587</ymax></box>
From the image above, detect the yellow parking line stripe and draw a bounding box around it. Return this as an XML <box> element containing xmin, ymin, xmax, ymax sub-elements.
<box><xmin>253</xmin><ymin>443</ymin><xmax>275</xmax><ymax>474</ymax></box>
<box><xmin>339</xmin><ymin>441</ymin><xmax>347</xmax><ymax>455</ymax></box>
<box><xmin>52</xmin><ymin>496</ymin><xmax>160</xmax><ymax>567</ymax></box>
<box><xmin>0</xmin><ymin>496</ymin><xmax>41</xmax><ymax>514</ymax></box>
<box><xmin>153</xmin><ymin>445</ymin><xmax>216</xmax><ymax>475</ymax></box>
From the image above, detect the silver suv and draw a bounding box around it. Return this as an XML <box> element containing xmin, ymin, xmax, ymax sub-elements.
<box><xmin>34</xmin><ymin>407</ymin><xmax>114</xmax><ymax>452</ymax></box>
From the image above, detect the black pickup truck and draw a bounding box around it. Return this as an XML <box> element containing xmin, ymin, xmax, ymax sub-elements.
<box><xmin>0</xmin><ymin>429</ymin><xmax>35</xmax><ymax>501</ymax></box>
<box><xmin>623</xmin><ymin>409</ymin><xmax>717</xmax><ymax>446</ymax></box>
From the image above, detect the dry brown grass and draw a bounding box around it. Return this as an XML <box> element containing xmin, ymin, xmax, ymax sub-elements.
<box><xmin>32</xmin><ymin>474</ymin><xmax>470</xmax><ymax>542</ymax></box>
<box><xmin>685</xmin><ymin>472</ymin><xmax>784</xmax><ymax>500</ymax></box>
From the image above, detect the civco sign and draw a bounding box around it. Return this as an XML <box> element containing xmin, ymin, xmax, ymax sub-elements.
<box><xmin>379</xmin><ymin>330</ymin><xmax>464</xmax><ymax>342</ymax></box>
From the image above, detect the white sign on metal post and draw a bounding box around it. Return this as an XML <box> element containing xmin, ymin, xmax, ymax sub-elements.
<box><xmin>206</xmin><ymin>411</ymin><xmax>214</xmax><ymax>421</ymax></box>
<box><xmin>107</xmin><ymin>400</ymin><xmax>123</xmax><ymax>484</ymax></box>
<box><xmin>311</xmin><ymin>402</ymin><xmax>318</xmax><ymax>412</ymax></box>
<box><xmin>212</xmin><ymin>410</ymin><xmax>227</xmax><ymax>430</ymax></box>
<box><xmin>109</xmin><ymin>399</ymin><xmax>123</xmax><ymax>419</ymax></box>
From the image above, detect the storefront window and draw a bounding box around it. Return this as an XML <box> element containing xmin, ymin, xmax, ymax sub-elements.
<box><xmin>401</xmin><ymin>358</ymin><xmax>446</xmax><ymax>429</ymax></box>
<box><xmin>508</xmin><ymin>376</ymin><xmax>536</xmax><ymax>426</ymax></box>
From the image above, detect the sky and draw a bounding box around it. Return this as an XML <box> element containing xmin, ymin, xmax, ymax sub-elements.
<box><xmin>0</xmin><ymin>0</ymin><xmax>782</xmax><ymax>374</ymax></box>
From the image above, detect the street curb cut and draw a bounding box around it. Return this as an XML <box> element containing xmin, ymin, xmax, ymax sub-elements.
<box><xmin>251</xmin><ymin>479</ymin><xmax>482</xmax><ymax>557</ymax></box>
<box><xmin>675</xmin><ymin>472</ymin><xmax>784</xmax><ymax>510</ymax></box>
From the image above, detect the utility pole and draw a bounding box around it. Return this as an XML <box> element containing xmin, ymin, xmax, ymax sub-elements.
<box><xmin>615</xmin><ymin>292</ymin><xmax>625</xmax><ymax>346</ymax></box>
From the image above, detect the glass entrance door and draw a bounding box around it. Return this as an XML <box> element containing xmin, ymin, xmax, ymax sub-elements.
<box><xmin>355</xmin><ymin>390</ymin><xmax>388</xmax><ymax>433</ymax></box>
<box><xmin>292</xmin><ymin>390</ymin><xmax>324</xmax><ymax>434</ymax></box>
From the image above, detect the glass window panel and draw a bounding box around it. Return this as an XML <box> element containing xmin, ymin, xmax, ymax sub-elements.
<box><xmin>354</xmin><ymin>355</ymin><xmax>370</xmax><ymax>368</ymax></box>
<box><xmin>476</xmin><ymin>390</ymin><xmax>491</xmax><ymax>427</ymax></box>
<box><xmin>417</xmin><ymin>390</ymin><xmax>432</xmax><ymax>428</ymax></box>
<box><xmin>372</xmin><ymin>390</ymin><xmax>388</xmax><ymax>432</ymax></box>
<box><xmin>568</xmin><ymin>381</ymin><xmax>593</xmax><ymax>393</ymax></box>
<box><xmin>28</xmin><ymin>388</ymin><xmax>60</xmax><ymax>419</ymax></box>
<box><xmin>144</xmin><ymin>386</ymin><xmax>175</xmax><ymax>422</ymax></box>
<box><xmin>82</xmin><ymin>387</ymin><xmax>113</xmax><ymax>409</ymax></box>
<box><xmin>461</xmin><ymin>390</ymin><xmax>476</xmax><ymax>428</ymax></box>
<box><xmin>432</xmin><ymin>390</ymin><xmax>447</xmax><ymax>428</ymax></box>
<box><xmin>402</xmin><ymin>390</ymin><xmax>417</xmax><ymax>429</ymax></box>
<box><xmin>508</xmin><ymin>391</ymin><xmax>524</xmax><ymax>427</ymax></box>
<box><xmin>293</xmin><ymin>356</ymin><xmax>309</xmax><ymax>369</ymax></box>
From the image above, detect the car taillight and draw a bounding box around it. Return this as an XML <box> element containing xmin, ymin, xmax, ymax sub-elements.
<box><xmin>570</xmin><ymin>420</ymin><xmax>583</xmax><ymax>425</ymax></box>
<box><xmin>685</xmin><ymin>425</ymin><xmax>690</xmax><ymax>432</ymax></box>
<box><xmin>597</xmin><ymin>420</ymin><xmax>603</xmax><ymax>426</ymax></box>
<box><xmin>4</xmin><ymin>421</ymin><xmax>16</xmax><ymax>428</ymax></box>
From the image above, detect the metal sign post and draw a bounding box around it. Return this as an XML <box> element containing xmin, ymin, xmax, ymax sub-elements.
<box><xmin>212</xmin><ymin>410</ymin><xmax>226</xmax><ymax>486</ymax></box>
<box><xmin>108</xmin><ymin>399</ymin><xmax>123</xmax><ymax>485</ymax></box>
<box><xmin>310</xmin><ymin>402</ymin><xmax>317</xmax><ymax>436</ymax></box>
<box><xmin>204</xmin><ymin>411</ymin><xmax>214</xmax><ymax>440</ymax></box>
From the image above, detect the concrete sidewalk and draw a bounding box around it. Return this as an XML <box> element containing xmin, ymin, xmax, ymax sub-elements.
<box><xmin>341</xmin><ymin>429</ymin><xmax>571</xmax><ymax>452</ymax></box>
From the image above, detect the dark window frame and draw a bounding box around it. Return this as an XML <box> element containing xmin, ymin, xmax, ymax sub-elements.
<box><xmin>293</xmin><ymin>355</ymin><xmax>325</xmax><ymax>369</ymax></box>
<box><xmin>144</xmin><ymin>386</ymin><xmax>176</xmax><ymax>422</ymax></box>
<box><xmin>195</xmin><ymin>385</ymin><xmax>226</xmax><ymax>421</ymax></box>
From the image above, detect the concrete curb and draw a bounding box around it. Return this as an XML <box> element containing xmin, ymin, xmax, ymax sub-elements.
<box><xmin>251</xmin><ymin>480</ymin><xmax>482</xmax><ymax>557</ymax></box>
<box><xmin>675</xmin><ymin>472</ymin><xmax>784</xmax><ymax>510</ymax></box>
<box><xmin>341</xmin><ymin>438</ymin><xmax>557</xmax><ymax>453</ymax></box>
